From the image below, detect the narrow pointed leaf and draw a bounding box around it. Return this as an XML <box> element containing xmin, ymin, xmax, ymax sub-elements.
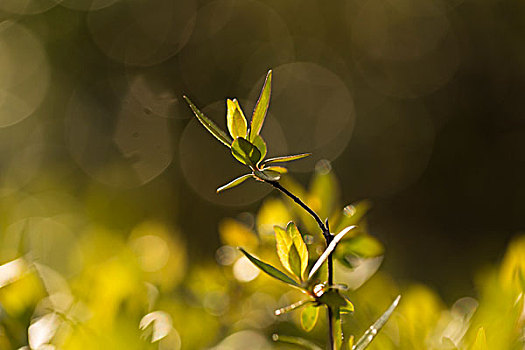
<box><xmin>231</xmin><ymin>137</ymin><xmax>261</xmax><ymax>167</ymax></box>
<box><xmin>262</xmin><ymin>165</ymin><xmax>288</xmax><ymax>174</ymax></box>
<box><xmin>252</xmin><ymin>134</ymin><xmax>267</xmax><ymax>161</ymax></box>
<box><xmin>353</xmin><ymin>295</ymin><xmax>401</xmax><ymax>350</ymax></box>
<box><xmin>301</xmin><ymin>304</ymin><xmax>319</xmax><ymax>332</ymax></box>
<box><xmin>274</xmin><ymin>225</ymin><xmax>293</xmax><ymax>274</ymax></box>
<box><xmin>239</xmin><ymin>248</ymin><xmax>300</xmax><ymax>288</ymax></box>
<box><xmin>272</xmin><ymin>334</ymin><xmax>323</xmax><ymax>350</ymax></box>
<box><xmin>216</xmin><ymin>174</ymin><xmax>253</xmax><ymax>193</ymax></box>
<box><xmin>262</xmin><ymin>153</ymin><xmax>311</xmax><ymax>166</ymax></box>
<box><xmin>275</xmin><ymin>299</ymin><xmax>312</xmax><ymax>316</ymax></box>
<box><xmin>226</xmin><ymin>99</ymin><xmax>248</xmax><ymax>139</ymax></box>
<box><xmin>287</xmin><ymin>222</ymin><xmax>308</xmax><ymax>280</ymax></box>
<box><xmin>250</xmin><ymin>70</ymin><xmax>272</xmax><ymax>142</ymax></box>
<box><xmin>308</xmin><ymin>225</ymin><xmax>356</xmax><ymax>280</ymax></box>
<box><xmin>183</xmin><ymin>96</ymin><xmax>233</xmax><ymax>147</ymax></box>
<box><xmin>471</xmin><ymin>327</ymin><xmax>487</xmax><ymax>350</ymax></box>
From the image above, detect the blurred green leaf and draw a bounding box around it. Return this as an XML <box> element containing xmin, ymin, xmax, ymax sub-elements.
<box><xmin>287</xmin><ymin>222</ymin><xmax>308</xmax><ymax>281</ymax></box>
<box><xmin>334</xmin><ymin>306</ymin><xmax>343</xmax><ymax>350</ymax></box>
<box><xmin>301</xmin><ymin>304</ymin><xmax>319</xmax><ymax>332</ymax></box>
<box><xmin>219</xmin><ymin>218</ymin><xmax>258</xmax><ymax>249</ymax></box>
<box><xmin>216</xmin><ymin>174</ymin><xmax>253</xmax><ymax>193</ymax></box>
<box><xmin>335</xmin><ymin>201</ymin><xmax>372</xmax><ymax>233</ymax></box>
<box><xmin>308</xmin><ymin>225</ymin><xmax>356</xmax><ymax>280</ymax></box>
<box><xmin>336</xmin><ymin>234</ymin><xmax>384</xmax><ymax>266</ymax></box>
<box><xmin>262</xmin><ymin>153</ymin><xmax>311</xmax><ymax>166</ymax></box>
<box><xmin>272</xmin><ymin>334</ymin><xmax>323</xmax><ymax>350</ymax></box>
<box><xmin>249</xmin><ymin>70</ymin><xmax>272</xmax><ymax>142</ymax></box>
<box><xmin>471</xmin><ymin>327</ymin><xmax>487</xmax><ymax>350</ymax></box>
<box><xmin>183</xmin><ymin>96</ymin><xmax>233</xmax><ymax>148</ymax></box>
<box><xmin>252</xmin><ymin>134</ymin><xmax>267</xmax><ymax>161</ymax></box>
<box><xmin>226</xmin><ymin>99</ymin><xmax>248</xmax><ymax>139</ymax></box>
<box><xmin>353</xmin><ymin>295</ymin><xmax>401</xmax><ymax>350</ymax></box>
<box><xmin>239</xmin><ymin>248</ymin><xmax>301</xmax><ymax>288</ymax></box>
<box><xmin>308</xmin><ymin>163</ymin><xmax>339</xmax><ymax>220</ymax></box>
<box><xmin>274</xmin><ymin>299</ymin><xmax>312</xmax><ymax>316</ymax></box>
<box><xmin>318</xmin><ymin>289</ymin><xmax>348</xmax><ymax>309</ymax></box>
<box><xmin>231</xmin><ymin>137</ymin><xmax>261</xmax><ymax>167</ymax></box>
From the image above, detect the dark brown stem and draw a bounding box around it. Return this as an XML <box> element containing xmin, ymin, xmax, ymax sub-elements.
<box><xmin>264</xmin><ymin>179</ymin><xmax>336</xmax><ymax>350</ymax></box>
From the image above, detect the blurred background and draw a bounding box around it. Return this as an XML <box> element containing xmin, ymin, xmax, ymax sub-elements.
<box><xmin>0</xmin><ymin>0</ymin><xmax>524</xmax><ymax>348</ymax></box>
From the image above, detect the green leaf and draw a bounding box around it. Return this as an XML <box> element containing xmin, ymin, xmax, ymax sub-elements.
<box><xmin>261</xmin><ymin>165</ymin><xmax>288</xmax><ymax>174</ymax></box>
<box><xmin>231</xmin><ymin>137</ymin><xmax>261</xmax><ymax>167</ymax></box>
<box><xmin>471</xmin><ymin>327</ymin><xmax>487</xmax><ymax>350</ymax></box>
<box><xmin>340</xmin><ymin>295</ymin><xmax>354</xmax><ymax>314</ymax></box>
<box><xmin>272</xmin><ymin>334</ymin><xmax>323</xmax><ymax>350</ymax></box>
<box><xmin>275</xmin><ymin>299</ymin><xmax>312</xmax><ymax>316</ymax></box>
<box><xmin>288</xmin><ymin>244</ymin><xmax>302</xmax><ymax>280</ymax></box>
<box><xmin>183</xmin><ymin>96</ymin><xmax>233</xmax><ymax>148</ymax></box>
<box><xmin>308</xmin><ymin>225</ymin><xmax>356</xmax><ymax>281</ymax></box>
<box><xmin>262</xmin><ymin>153</ymin><xmax>311</xmax><ymax>166</ymax></box>
<box><xmin>274</xmin><ymin>225</ymin><xmax>293</xmax><ymax>274</ymax></box>
<box><xmin>238</xmin><ymin>248</ymin><xmax>301</xmax><ymax>288</ymax></box>
<box><xmin>301</xmin><ymin>304</ymin><xmax>319</xmax><ymax>332</ymax></box>
<box><xmin>216</xmin><ymin>174</ymin><xmax>253</xmax><ymax>193</ymax></box>
<box><xmin>226</xmin><ymin>99</ymin><xmax>248</xmax><ymax>139</ymax></box>
<box><xmin>353</xmin><ymin>295</ymin><xmax>401</xmax><ymax>350</ymax></box>
<box><xmin>287</xmin><ymin>222</ymin><xmax>308</xmax><ymax>281</ymax></box>
<box><xmin>253</xmin><ymin>168</ymin><xmax>280</xmax><ymax>181</ymax></box>
<box><xmin>252</xmin><ymin>134</ymin><xmax>267</xmax><ymax>161</ymax></box>
<box><xmin>250</xmin><ymin>70</ymin><xmax>272</xmax><ymax>142</ymax></box>
<box><xmin>318</xmin><ymin>289</ymin><xmax>348</xmax><ymax>309</ymax></box>
<box><xmin>337</xmin><ymin>234</ymin><xmax>384</xmax><ymax>260</ymax></box>
<box><xmin>333</xmin><ymin>307</ymin><xmax>343</xmax><ymax>350</ymax></box>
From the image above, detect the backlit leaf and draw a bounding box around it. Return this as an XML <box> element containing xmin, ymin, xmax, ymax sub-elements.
<box><xmin>183</xmin><ymin>96</ymin><xmax>233</xmax><ymax>147</ymax></box>
<box><xmin>287</xmin><ymin>222</ymin><xmax>308</xmax><ymax>281</ymax></box>
<box><xmin>308</xmin><ymin>225</ymin><xmax>356</xmax><ymax>281</ymax></box>
<box><xmin>262</xmin><ymin>153</ymin><xmax>311</xmax><ymax>166</ymax></box>
<box><xmin>216</xmin><ymin>174</ymin><xmax>253</xmax><ymax>193</ymax></box>
<box><xmin>239</xmin><ymin>248</ymin><xmax>300</xmax><ymax>288</ymax></box>
<box><xmin>337</xmin><ymin>234</ymin><xmax>384</xmax><ymax>260</ymax></box>
<box><xmin>250</xmin><ymin>70</ymin><xmax>272</xmax><ymax>142</ymax></box>
<box><xmin>226</xmin><ymin>99</ymin><xmax>248</xmax><ymax>139</ymax></box>
<box><xmin>261</xmin><ymin>165</ymin><xmax>288</xmax><ymax>174</ymax></box>
<box><xmin>272</xmin><ymin>334</ymin><xmax>323</xmax><ymax>350</ymax></box>
<box><xmin>274</xmin><ymin>225</ymin><xmax>293</xmax><ymax>275</ymax></box>
<box><xmin>252</xmin><ymin>134</ymin><xmax>267</xmax><ymax>161</ymax></box>
<box><xmin>231</xmin><ymin>137</ymin><xmax>261</xmax><ymax>167</ymax></box>
<box><xmin>219</xmin><ymin>218</ymin><xmax>258</xmax><ymax>249</ymax></box>
<box><xmin>301</xmin><ymin>304</ymin><xmax>319</xmax><ymax>332</ymax></box>
<box><xmin>353</xmin><ymin>295</ymin><xmax>401</xmax><ymax>350</ymax></box>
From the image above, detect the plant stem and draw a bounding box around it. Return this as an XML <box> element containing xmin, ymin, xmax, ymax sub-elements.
<box><xmin>265</xmin><ymin>180</ymin><xmax>336</xmax><ymax>350</ymax></box>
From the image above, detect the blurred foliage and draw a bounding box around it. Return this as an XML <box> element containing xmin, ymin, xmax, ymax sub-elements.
<box><xmin>0</xmin><ymin>167</ymin><xmax>523</xmax><ymax>349</ymax></box>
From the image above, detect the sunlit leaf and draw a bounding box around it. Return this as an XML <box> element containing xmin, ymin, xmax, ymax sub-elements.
<box><xmin>471</xmin><ymin>327</ymin><xmax>487</xmax><ymax>350</ymax></box>
<box><xmin>336</xmin><ymin>234</ymin><xmax>384</xmax><ymax>263</ymax></box>
<box><xmin>308</xmin><ymin>161</ymin><xmax>339</xmax><ymax>220</ymax></box>
<box><xmin>274</xmin><ymin>225</ymin><xmax>293</xmax><ymax>274</ymax></box>
<box><xmin>287</xmin><ymin>222</ymin><xmax>308</xmax><ymax>281</ymax></box>
<box><xmin>318</xmin><ymin>289</ymin><xmax>349</xmax><ymax>309</ymax></box>
<box><xmin>261</xmin><ymin>169</ymin><xmax>281</xmax><ymax>181</ymax></box>
<box><xmin>288</xmin><ymin>244</ymin><xmax>302</xmax><ymax>280</ymax></box>
<box><xmin>239</xmin><ymin>248</ymin><xmax>301</xmax><ymax>288</ymax></box>
<box><xmin>252</xmin><ymin>134</ymin><xmax>267</xmax><ymax>161</ymax></box>
<box><xmin>308</xmin><ymin>225</ymin><xmax>356</xmax><ymax>280</ymax></box>
<box><xmin>272</xmin><ymin>334</ymin><xmax>323</xmax><ymax>350</ymax></box>
<box><xmin>353</xmin><ymin>295</ymin><xmax>401</xmax><ymax>350</ymax></box>
<box><xmin>348</xmin><ymin>335</ymin><xmax>354</xmax><ymax>350</ymax></box>
<box><xmin>226</xmin><ymin>99</ymin><xmax>248</xmax><ymax>139</ymax></box>
<box><xmin>301</xmin><ymin>304</ymin><xmax>319</xmax><ymax>332</ymax></box>
<box><xmin>231</xmin><ymin>137</ymin><xmax>261</xmax><ymax>167</ymax></box>
<box><xmin>275</xmin><ymin>299</ymin><xmax>312</xmax><ymax>316</ymax></box>
<box><xmin>261</xmin><ymin>165</ymin><xmax>288</xmax><ymax>174</ymax></box>
<box><xmin>183</xmin><ymin>96</ymin><xmax>233</xmax><ymax>147</ymax></box>
<box><xmin>340</xmin><ymin>295</ymin><xmax>354</xmax><ymax>314</ymax></box>
<box><xmin>334</xmin><ymin>307</ymin><xmax>343</xmax><ymax>350</ymax></box>
<box><xmin>262</xmin><ymin>153</ymin><xmax>311</xmax><ymax>166</ymax></box>
<box><xmin>250</xmin><ymin>70</ymin><xmax>272</xmax><ymax>142</ymax></box>
<box><xmin>216</xmin><ymin>174</ymin><xmax>253</xmax><ymax>193</ymax></box>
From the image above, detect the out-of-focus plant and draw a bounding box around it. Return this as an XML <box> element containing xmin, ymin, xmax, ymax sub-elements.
<box><xmin>184</xmin><ymin>69</ymin><xmax>400</xmax><ymax>349</ymax></box>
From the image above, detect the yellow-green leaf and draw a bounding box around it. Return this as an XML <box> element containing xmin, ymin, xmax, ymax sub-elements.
<box><xmin>354</xmin><ymin>296</ymin><xmax>401</xmax><ymax>350</ymax></box>
<box><xmin>301</xmin><ymin>304</ymin><xmax>319</xmax><ymax>332</ymax></box>
<box><xmin>183</xmin><ymin>96</ymin><xmax>233</xmax><ymax>147</ymax></box>
<box><xmin>250</xmin><ymin>70</ymin><xmax>272</xmax><ymax>142</ymax></box>
<box><xmin>239</xmin><ymin>248</ymin><xmax>300</xmax><ymax>288</ymax></box>
<box><xmin>274</xmin><ymin>225</ymin><xmax>293</xmax><ymax>274</ymax></box>
<box><xmin>272</xmin><ymin>334</ymin><xmax>323</xmax><ymax>350</ymax></box>
<box><xmin>216</xmin><ymin>174</ymin><xmax>253</xmax><ymax>193</ymax></box>
<box><xmin>231</xmin><ymin>137</ymin><xmax>261</xmax><ymax>167</ymax></box>
<box><xmin>262</xmin><ymin>153</ymin><xmax>311</xmax><ymax>166</ymax></box>
<box><xmin>226</xmin><ymin>99</ymin><xmax>247</xmax><ymax>139</ymax></box>
<box><xmin>471</xmin><ymin>327</ymin><xmax>487</xmax><ymax>350</ymax></box>
<box><xmin>252</xmin><ymin>134</ymin><xmax>267</xmax><ymax>161</ymax></box>
<box><xmin>262</xmin><ymin>165</ymin><xmax>288</xmax><ymax>174</ymax></box>
<box><xmin>287</xmin><ymin>222</ymin><xmax>308</xmax><ymax>281</ymax></box>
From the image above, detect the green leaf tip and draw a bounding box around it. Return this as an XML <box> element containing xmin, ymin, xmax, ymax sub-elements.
<box><xmin>250</xmin><ymin>69</ymin><xmax>272</xmax><ymax>142</ymax></box>
<box><xmin>238</xmin><ymin>247</ymin><xmax>301</xmax><ymax>288</ymax></box>
<box><xmin>262</xmin><ymin>153</ymin><xmax>312</xmax><ymax>166</ymax></box>
<box><xmin>226</xmin><ymin>99</ymin><xmax>248</xmax><ymax>139</ymax></box>
<box><xmin>183</xmin><ymin>95</ymin><xmax>233</xmax><ymax>148</ymax></box>
<box><xmin>353</xmin><ymin>295</ymin><xmax>401</xmax><ymax>350</ymax></box>
<box><xmin>216</xmin><ymin>174</ymin><xmax>253</xmax><ymax>193</ymax></box>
